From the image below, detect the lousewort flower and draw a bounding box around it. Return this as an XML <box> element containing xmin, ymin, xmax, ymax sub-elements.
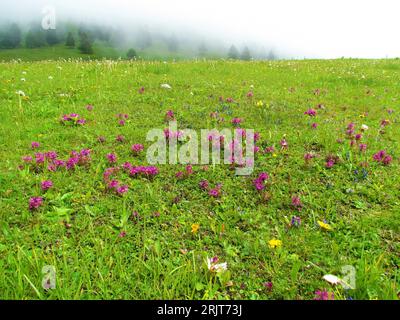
<box><xmin>165</xmin><ymin>110</ymin><xmax>175</xmax><ymax>121</ymax></box>
<box><xmin>116</xmin><ymin>135</ymin><xmax>125</xmax><ymax>142</ymax></box>
<box><xmin>131</xmin><ymin>144</ymin><xmax>144</xmax><ymax>155</ymax></box>
<box><xmin>106</xmin><ymin>153</ymin><xmax>117</xmax><ymax>163</ymax></box>
<box><xmin>116</xmin><ymin>185</ymin><xmax>129</xmax><ymax>195</ymax></box>
<box><xmin>291</xmin><ymin>196</ymin><xmax>303</xmax><ymax>211</ymax></box>
<box><xmin>231</xmin><ymin>117</ymin><xmax>242</xmax><ymax>126</ymax></box>
<box><xmin>314</xmin><ymin>290</ymin><xmax>334</xmax><ymax>300</ymax></box>
<box><xmin>41</xmin><ymin>180</ymin><xmax>53</xmax><ymax>191</ymax></box>
<box><xmin>373</xmin><ymin>150</ymin><xmax>392</xmax><ymax>165</ymax></box>
<box><xmin>31</xmin><ymin>141</ymin><xmax>40</xmax><ymax>149</ymax></box>
<box><xmin>304</xmin><ymin>108</ymin><xmax>317</xmax><ymax>116</ymax></box>
<box><xmin>291</xmin><ymin>216</ymin><xmax>301</xmax><ymax>227</ymax></box>
<box><xmin>253</xmin><ymin>172</ymin><xmax>269</xmax><ymax>191</ymax></box>
<box><xmin>199</xmin><ymin>179</ymin><xmax>209</xmax><ymax>190</ymax></box>
<box><xmin>29</xmin><ymin>197</ymin><xmax>43</xmax><ymax>210</ymax></box>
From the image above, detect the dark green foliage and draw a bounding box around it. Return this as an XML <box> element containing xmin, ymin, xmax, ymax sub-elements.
<box><xmin>241</xmin><ymin>46</ymin><xmax>251</xmax><ymax>61</ymax></box>
<box><xmin>126</xmin><ymin>48</ymin><xmax>137</xmax><ymax>60</ymax></box>
<box><xmin>65</xmin><ymin>32</ymin><xmax>75</xmax><ymax>48</ymax></box>
<box><xmin>228</xmin><ymin>45</ymin><xmax>239</xmax><ymax>59</ymax></box>
<box><xmin>0</xmin><ymin>23</ymin><xmax>22</xmax><ymax>49</ymax></box>
<box><xmin>78</xmin><ymin>32</ymin><xmax>93</xmax><ymax>54</ymax></box>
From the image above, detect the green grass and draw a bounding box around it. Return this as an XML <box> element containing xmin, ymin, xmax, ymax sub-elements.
<box><xmin>0</xmin><ymin>42</ymin><xmax>125</xmax><ymax>62</ymax></box>
<box><xmin>0</xmin><ymin>59</ymin><xmax>399</xmax><ymax>300</ymax></box>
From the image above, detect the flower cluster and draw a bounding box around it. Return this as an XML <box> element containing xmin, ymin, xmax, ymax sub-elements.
<box><xmin>373</xmin><ymin>150</ymin><xmax>392</xmax><ymax>165</ymax></box>
<box><xmin>29</xmin><ymin>196</ymin><xmax>43</xmax><ymax>210</ymax></box>
<box><xmin>304</xmin><ymin>108</ymin><xmax>317</xmax><ymax>116</ymax></box>
<box><xmin>61</xmin><ymin>113</ymin><xmax>86</xmax><ymax>125</ymax></box>
<box><xmin>253</xmin><ymin>172</ymin><xmax>269</xmax><ymax>191</ymax></box>
<box><xmin>131</xmin><ymin>144</ymin><xmax>144</xmax><ymax>155</ymax></box>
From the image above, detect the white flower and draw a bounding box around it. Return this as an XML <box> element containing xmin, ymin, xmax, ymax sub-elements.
<box><xmin>20</xmin><ymin>78</ymin><xmax>26</xmax><ymax>82</ymax></box>
<box><xmin>323</xmin><ymin>274</ymin><xmax>342</xmax><ymax>285</ymax></box>
<box><xmin>48</xmin><ymin>76</ymin><xmax>53</xmax><ymax>80</ymax></box>
<box><xmin>361</xmin><ymin>124</ymin><xmax>369</xmax><ymax>131</ymax></box>
<box><xmin>22</xmin><ymin>71</ymin><xmax>27</xmax><ymax>75</ymax></box>
<box><xmin>161</xmin><ymin>83</ymin><xmax>172</xmax><ymax>89</ymax></box>
<box><xmin>207</xmin><ymin>257</ymin><xmax>228</xmax><ymax>273</ymax></box>
<box><xmin>16</xmin><ymin>90</ymin><xmax>25</xmax><ymax>96</ymax></box>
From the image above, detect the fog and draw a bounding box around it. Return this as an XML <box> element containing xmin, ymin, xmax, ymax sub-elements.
<box><xmin>1</xmin><ymin>0</ymin><xmax>400</xmax><ymax>59</ymax></box>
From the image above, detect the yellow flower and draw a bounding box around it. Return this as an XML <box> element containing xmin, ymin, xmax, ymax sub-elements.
<box><xmin>272</xmin><ymin>153</ymin><xmax>277</xmax><ymax>157</ymax></box>
<box><xmin>191</xmin><ymin>223</ymin><xmax>200</xmax><ymax>234</ymax></box>
<box><xmin>318</xmin><ymin>220</ymin><xmax>333</xmax><ymax>231</ymax></box>
<box><xmin>256</xmin><ymin>100</ymin><xmax>264</xmax><ymax>107</ymax></box>
<box><xmin>268</xmin><ymin>239</ymin><xmax>282</xmax><ymax>249</ymax></box>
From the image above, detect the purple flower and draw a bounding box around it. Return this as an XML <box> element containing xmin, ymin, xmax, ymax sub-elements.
<box><xmin>291</xmin><ymin>216</ymin><xmax>301</xmax><ymax>227</ymax></box>
<box><xmin>209</xmin><ymin>188</ymin><xmax>221</xmax><ymax>198</ymax></box>
<box><xmin>45</xmin><ymin>151</ymin><xmax>58</xmax><ymax>160</ymax></box>
<box><xmin>311</xmin><ymin>122</ymin><xmax>318</xmax><ymax>129</ymax></box>
<box><xmin>199</xmin><ymin>179</ymin><xmax>209</xmax><ymax>190</ymax></box>
<box><xmin>359</xmin><ymin>144</ymin><xmax>367</xmax><ymax>152</ymax></box>
<box><xmin>253</xmin><ymin>172</ymin><xmax>269</xmax><ymax>191</ymax></box>
<box><xmin>314</xmin><ymin>290</ymin><xmax>334</xmax><ymax>300</ymax></box>
<box><xmin>231</xmin><ymin>117</ymin><xmax>242</xmax><ymax>126</ymax></box>
<box><xmin>116</xmin><ymin>135</ymin><xmax>125</xmax><ymax>142</ymax></box>
<box><xmin>280</xmin><ymin>139</ymin><xmax>288</xmax><ymax>149</ymax></box>
<box><xmin>131</xmin><ymin>144</ymin><xmax>144</xmax><ymax>154</ymax></box>
<box><xmin>22</xmin><ymin>155</ymin><xmax>33</xmax><ymax>162</ymax></box>
<box><xmin>106</xmin><ymin>153</ymin><xmax>117</xmax><ymax>163</ymax></box>
<box><xmin>35</xmin><ymin>153</ymin><xmax>45</xmax><ymax>164</ymax></box>
<box><xmin>291</xmin><ymin>196</ymin><xmax>302</xmax><ymax>210</ymax></box>
<box><xmin>86</xmin><ymin>104</ymin><xmax>93</xmax><ymax>111</ymax></box>
<box><xmin>247</xmin><ymin>91</ymin><xmax>254</xmax><ymax>98</ymax></box>
<box><xmin>138</xmin><ymin>87</ymin><xmax>145</xmax><ymax>94</ymax></box>
<box><xmin>108</xmin><ymin>180</ymin><xmax>119</xmax><ymax>189</ymax></box>
<box><xmin>29</xmin><ymin>197</ymin><xmax>43</xmax><ymax>210</ymax></box>
<box><xmin>304</xmin><ymin>108</ymin><xmax>317</xmax><ymax>116</ymax></box>
<box><xmin>41</xmin><ymin>180</ymin><xmax>53</xmax><ymax>191</ymax></box>
<box><xmin>118</xmin><ymin>120</ymin><xmax>126</xmax><ymax>126</ymax></box>
<box><xmin>165</xmin><ymin>110</ymin><xmax>175</xmax><ymax>121</ymax></box>
<box><xmin>31</xmin><ymin>141</ymin><xmax>40</xmax><ymax>149</ymax></box>
<box><xmin>116</xmin><ymin>185</ymin><xmax>129</xmax><ymax>195</ymax></box>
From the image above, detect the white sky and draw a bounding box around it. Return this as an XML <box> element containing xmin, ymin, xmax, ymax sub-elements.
<box><xmin>2</xmin><ymin>0</ymin><xmax>400</xmax><ymax>58</ymax></box>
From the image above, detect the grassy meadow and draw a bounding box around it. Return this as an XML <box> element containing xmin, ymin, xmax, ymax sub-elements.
<box><xmin>0</xmin><ymin>58</ymin><xmax>399</xmax><ymax>300</ymax></box>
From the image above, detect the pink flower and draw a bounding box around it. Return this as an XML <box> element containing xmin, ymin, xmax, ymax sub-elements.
<box><xmin>41</xmin><ymin>180</ymin><xmax>53</xmax><ymax>191</ymax></box>
<box><xmin>116</xmin><ymin>135</ymin><xmax>125</xmax><ymax>142</ymax></box>
<box><xmin>247</xmin><ymin>91</ymin><xmax>254</xmax><ymax>98</ymax></box>
<box><xmin>314</xmin><ymin>290</ymin><xmax>334</xmax><ymax>300</ymax></box>
<box><xmin>311</xmin><ymin>122</ymin><xmax>318</xmax><ymax>129</ymax></box>
<box><xmin>118</xmin><ymin>120</ymin><xmax>126</xmax><ymax>126</ymax></box>
<box><xmin>280</xmin><ymin>139</ymin><xmax>288</xmax><ymax>149</ymax></box>
<box><xmin>380</xmin><ymin>119</ymin><xmax>390</xmax><ymax>127</ymax></box>
<box><xmin>108</xmin><ymin>180</ymin><xmax>119</xmax><ymax>189</ymax></box>
<box><xmin>231</xmin><ymin>117</ymin><xmax>242</xmax><ymax>126</ymax></box>
<box><xmin>199</xmin><ymin>180</ymin><xmax>209</xmax><ymax>190</ymax></box>
<box><xmin>116</xmin><ymin>185</ymin><xmax>129</xmax><ymax>195</ymax></box>
<box><xmin>304</xmin><ymin>153</ymin><xmax>315</xmax><ymax>162</ymax></box>
<box><xmin>22</xmin><ymin>155</ymin><xmax>33</xmax><ymax>162</ymax></box>
<box><xmin>131</xmin><ymin>144</ymin><xmax>144</xmax><ymax>154</ymax></box>
<box><xmin>165</xmin><ymin>110</ymin><xmax>175</xmax><ymax>121</ymax></box>
<box><xmin>31</xmin><ymin>141</ymin><xmax>40</xmax><ymax>149</ymax></box>
<box><xmin>29</xmin><ymin>197</ymin><xmax>43</xmax><ymax>210</ymax></box>
<box><xmin>359</xmin><ymin>144</ymin><xmax>367</xmax><ymax>152</ymax></box>
<box><xmin>291</xmin><ymin>196</ymin><xmax>302</xmax><ymax>210</ymax></box>
<box><xmin>304</xmin><ymin>109</ymin><xmax>317</xmax><ymax>116</ymax></box>
<box><xmin>98</xmin><ymin>136</ymin><xmax>106</xmax><ymax>143</ymax></box>
<box><xmin>106</xmin><ymin>153</ymin><xmax>117</xmax><ymax>163</ymax></box>
<box><xmin>253</xmin><ymin>172</ymin><xmax>269</xmax><ymax>191</ymax></box>
<box><xmin>86</xmin><ymin>104</ymin><xmax>93</xmax><ymax>111</ymax></box>
<box><xmin>138</xmin><ymin>87</ymin><xmax>145</xmax><ymax>94</ymax></box>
